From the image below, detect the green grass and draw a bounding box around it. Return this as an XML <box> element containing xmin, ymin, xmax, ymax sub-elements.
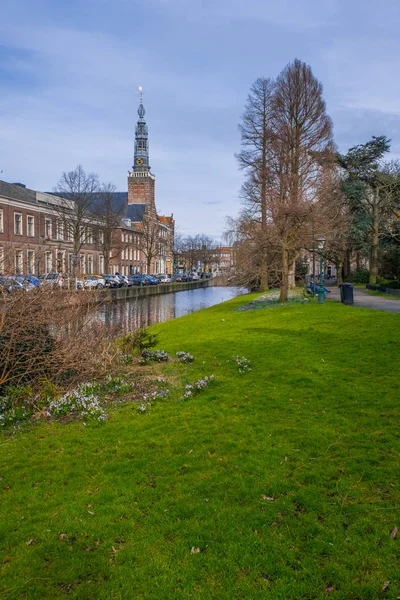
<box><xmin>1</xmin><ymin>295</ymin><xmax>400</xmax><ymax>599</ymax></box>
<box><xmin>365</xmin><ymin>289</ymin><xmax>400</xmax><ymax>300</ymax></box>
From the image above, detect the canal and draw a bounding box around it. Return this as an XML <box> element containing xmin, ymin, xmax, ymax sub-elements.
<box><xmin>96</xmin><ymin>285</ymin><xmax>247</xmax><ymax>332</ymax></box>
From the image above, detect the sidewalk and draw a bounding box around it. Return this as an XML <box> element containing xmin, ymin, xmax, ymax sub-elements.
<box><xmin>328</xmin><ymin>286</ymin><xmax>400</xmax><ymax>314</ymax></box>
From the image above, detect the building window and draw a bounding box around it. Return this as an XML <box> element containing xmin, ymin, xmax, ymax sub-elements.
<box><xmin>122</xmin><ymin>249</ymin><xmax>125</xmax><ymax>260</ymax></box>
<box><xmin>27</xmin><ymin>215</ymin><xmax>34</xmax><ymax>237</ymax></box>
<box><xmin>45</xmin><ymin>218</ymin><xmax>52</xmax><ymax>239</ymax></box>
<box><xmin>67</xmin><ymin>224</ymin><xmax>73</xmax><ymax>242</ymax></box>
<box><xmin>0</xmin><ymin>209</ymin><xmax>3</xmax><ymax>233</ymax></box>
<box><xmin>87</xmin><ymin>228</ymin><xmax>93</xmax><ymax>244</ymax></box>
<box><xmin>14</xmin><ymin>213</ymin><xmax>22</xmax><ymax>235</ymax></box>
<box><xmin>68</xmin><ymin>253</ymin><xmax>74</xmax><ymax>274</ymax></box>
<box><xmin>88</xmin><ymin>255</ymin><xmax>93</xmax><ymax>274</ymax></box>
<box><xmin>57</xmin><ymin>220</ymin><xmax>64</xmax><ymax>240</ymax></box>
<box><xmin>15</xmin><ymin>250</ymin><xmax>23</xmax><ymax>273</ymax></box>
<box><xmin>99</xmin><ymin>230</ymin><xmax>104</xmax><ymax>244</ymax></box>
<box><xmin>112</xmin><ymin>264</ymin><xmax>119</xmax><ymax>275</ymax></box>
<box><xmin>27</xmin><ymin>250</ymin><xmax>34</xmax><ymax>274</ymax></box>
<box><xmin>0</xmin><ymin>247</ymin><xmax>4</xmax><ymax>273</ymax></box>
<box><xmin>79</xmin><ymin>226</ymin><xmax>85</xmax><ymax>244</ymax></box>
<box><xmin>45</xmin><ymin>251</ymin><xmax>52</xmax><ymax>273</ymax></box>
<box><xmin>99</xmin><ymin>255</ymin><xmax>104</xmax><ymax>274</ymax></box>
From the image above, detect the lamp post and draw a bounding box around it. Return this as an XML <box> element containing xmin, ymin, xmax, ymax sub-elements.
<box><xmin>316</xmin><ymin>235</ymin><xmax>326</xmax><ymax>304</ymax></box>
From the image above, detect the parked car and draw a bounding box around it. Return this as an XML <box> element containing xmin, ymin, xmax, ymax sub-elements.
<box><xmin>116</xmin><ymin>274</ymin><xmax>130</xmax><ymax>287</ymax></box>
<box><xmin>0</xmin><ymin>276</ymin><xmax>24</xmax><ymax>293</ymax></box>
<box><xmin>8</xmin><ymin>274</ymin><xmax>40</xmax><ymax>291</ymax></box>
<box><xmin>16</xmin><ymin>274</ymin><xmax>40</xmax><ymax>287</ymax></box>
<box><xmin>160</xmin><ymin>275</ymin><xmax>172</xmax><ymax>283</ymax></box>
<box><xmin>128</xmin><ymin>274</ymin><xmax>145</xmax><ymax>286</ymax></box>
<box><xmin>191</xmin><ymin>273</ymin><xmax>200</xmax><ymax>281</ymax></box>
<box><xmin>39</xmin><ymin>272</ymin><xmax>66</xmax><ymax>287</ymax></box>
<box><xmin>102</xmin><ymin>275</ymin><xmax>121</xmax><ymax>289</ymax></box>
<box><xmin>80</xmin><ymin>275</ymin><xmax>106</xmax><ymax>290</ymax></box>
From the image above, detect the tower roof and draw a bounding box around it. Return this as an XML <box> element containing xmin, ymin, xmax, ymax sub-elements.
<box><xmin>133</xmin><ymin>86</ymin><xmax>150</xmax><ymax>171</ymax></box>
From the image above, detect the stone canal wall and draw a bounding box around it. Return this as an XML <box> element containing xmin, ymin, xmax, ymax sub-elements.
<box><xmin>101</xmin><ymin>279</ymin><xmax>213</xmax><ymax>303</ymax></box>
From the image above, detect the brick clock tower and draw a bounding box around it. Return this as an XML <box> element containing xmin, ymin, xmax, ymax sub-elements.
<box><xmin>127</xmin><ymin>89</ymin><xmax>156</xmax><ymax>218</ymax></box>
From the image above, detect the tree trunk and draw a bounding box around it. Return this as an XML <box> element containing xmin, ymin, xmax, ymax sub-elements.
<box><xmin>288</xmin><ymin>259</ymin><xmax>296</xmax><ymax>289</ymax></box>
<box><xmin>342</xmin><ymin>249</ymin><xmax>351</xmax><ymax>280</ymax></box>
<box><xmin>279</xmin><ymin>247</ymin><xmax>289</xmax><ymax>303</ymax></box>
<box><xmin>369</xmin><ymin>191</ymin><xmax>379</xmax><ymax>285</ymax></box>
<box><xmin>259</xmin><ymin>253</ymin><xmax>269</xmax><ymax>291</ymax></box>
<box><xmin>336</xmin><ymin>258</ymin><xmax>343</xmax><ymax>284</ymax></box>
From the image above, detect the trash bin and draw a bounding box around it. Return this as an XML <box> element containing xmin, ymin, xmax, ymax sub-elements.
<box><xmin>339</xmin><ymin>283</ymin><xmax>354</xmax><ymax>305</ymax></box>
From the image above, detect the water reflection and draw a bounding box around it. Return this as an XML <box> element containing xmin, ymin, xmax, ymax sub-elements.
<box><xmin>97</xmin><ymin>286</ymin><xmax>247</xmax><ymax>332</ymax></box>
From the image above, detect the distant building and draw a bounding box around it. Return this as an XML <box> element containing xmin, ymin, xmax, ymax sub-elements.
<box><xmin>127</xmin><ymin>92</ymin><xmax>174</xmax><ymax>274</ymax></box>
<box><xmin>215</xmin><ymin>246</ymin><xmax>235</xmax><ymax>274</ymax></box>
<box><xmin>0</xmin><ymin>93</ymin><xmax>175</xmax><ymax>277</ymax></box>
<box><xmin>0</xmin><ymin>180</ymin><xmax>103</xmax><ymax>275</ymax></box>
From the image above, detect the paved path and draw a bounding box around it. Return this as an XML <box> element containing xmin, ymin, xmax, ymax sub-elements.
<box><xmin>328</xmin><ymin>287</ymin><xmax>400</xmax><ymax>314</ymax></box>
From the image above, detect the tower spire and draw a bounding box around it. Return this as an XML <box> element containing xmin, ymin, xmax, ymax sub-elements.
<box><xmin>134</xmin><ymin>86</ymin><xmax>149</xmax><ymax>170</ymax></box>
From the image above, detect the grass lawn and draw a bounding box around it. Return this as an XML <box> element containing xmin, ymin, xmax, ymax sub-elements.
<box><xmin>1</xmin><ymin>295</ymin><xmax>400</xmax><ymax>599</ymax></box>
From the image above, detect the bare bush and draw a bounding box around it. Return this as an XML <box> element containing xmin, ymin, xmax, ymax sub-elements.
<box><xmin>0</xmin><ymin>286</ymin><xmax>119</xmax><ymax>393</ymax></box>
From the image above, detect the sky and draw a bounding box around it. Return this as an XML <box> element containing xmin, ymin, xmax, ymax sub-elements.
<box><xmin>1</xmin><ymin>0</ymin><xmax>400</xmax><ymax>238</ymax></box>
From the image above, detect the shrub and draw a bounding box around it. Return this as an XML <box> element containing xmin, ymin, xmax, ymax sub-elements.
<box><xmin>345</xmin><ymin>268</ymin><xmax>369</xmax><ymax>284</ymax></box>
<box><xmin>385</xmin><ymin>280</ymin><xmax>400</xmax><ymax>289</ymax></box>
<box><xmin>119</xmin><ymin>327</ymin><xmax>159</xmax><ymax>357</ymax></box>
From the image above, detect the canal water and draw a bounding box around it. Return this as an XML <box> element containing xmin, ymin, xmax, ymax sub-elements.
<box><xmin>97</xmin><ymin>286</ymin><xmax>247</xmax><ymax>332</ymax></box>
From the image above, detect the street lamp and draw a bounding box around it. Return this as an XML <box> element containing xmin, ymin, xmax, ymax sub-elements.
<box><xmin>316</xmin><ymin>235</ymin><xmax>326</xmax><ymax>304</ymax></box>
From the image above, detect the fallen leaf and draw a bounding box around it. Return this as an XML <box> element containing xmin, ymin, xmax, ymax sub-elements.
<box><xmin>261</xmin><ymin>495</ymin><xmax>275</xmax><ymax>501</ymax></box>
<box><xmin>111</xmin><ymin>546</ymin><xmax>117</xmax><ymax>553</ymax></box>
<box><xmin>325</xmin><ymin>586</ymin><xmax>334</xmax><ymax>592</ymax></box>
<box><xmin>382</xmin><ymin>581</ymin><xmax>390</xmax><ymax>591</ymax></box>
<box><xmin>59</xmin><ymin>533</ymin><xmax>66</xmax><ymax>541</ymax></box>
<box><xmin>205</xmin><ymin>498</ymin><xmax>209</xmax><ymax>502</ymax></box>
<box><xmin>188</xmin><ymin>449</ymin><xmax>193</xmax><ymax>454</ymax></box>
<box><xmin>25</xmin><ymin>539</ymin><xmax>34</xmax><ymax>546</ymax></box>
<box><xmin>88</xmin><ymin>511</ymin><xmax>95</xmax><ymax>515</ymax></box>
<box><xmin>191</xmin><ymin>547</ymin><xmax>201</xmax><ymax>554</ymax></box>
<box><xmin>390</xmin><ymin>526</ymin><xmax>398</xmax><ymax>539</ymax></box>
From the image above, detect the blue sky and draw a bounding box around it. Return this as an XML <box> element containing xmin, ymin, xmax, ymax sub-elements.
<box><xmin>1</xmin><ymin>0</ymin><xmax>400</xmax><ymax>238</ymax></box>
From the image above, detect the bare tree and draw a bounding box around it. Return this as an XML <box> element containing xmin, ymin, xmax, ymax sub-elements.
<box><xmin>54</xmin><ymin>165</ymin><xmax>100</xmax><ymax>278</ymax></box>
<box><xmin>272</xmin><ymin>59</ymin><xmax>334</xmax><ymax>301</ymax></box>
<box><xmin>93</xmin><ymin>182</ymin><xmax>128</xmax><ymax>273</ymax></box>
<box><xmin>137</xmin><ymin>212</ymin><xmax>160</xmax><ymax>273</ymax></box>
<box><xmin>236</xmin><ymin>77</ymin><xmax>275</xmax><ymax>290</ymax></box>
<box><xmin>195</xmin><ymin>234</ymin><xmax>216</xmax><ymax>273</ymax></box>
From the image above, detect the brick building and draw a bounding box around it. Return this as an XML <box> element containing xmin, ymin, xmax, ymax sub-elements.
<box><xmin>126</xmin><ymin>91</ymin><xmax>174</xmax><ymax>274</ymax></box>
<box><xmin>0</xmin><ymin>180</ymin><xmax>104</xmax><ymax>275</ymax></box>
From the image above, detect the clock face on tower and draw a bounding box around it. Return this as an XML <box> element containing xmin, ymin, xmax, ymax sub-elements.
<box><xmin>136</xmin><ymin>158</ymin><xmax>143</xmax><ymax>165</ymax></box>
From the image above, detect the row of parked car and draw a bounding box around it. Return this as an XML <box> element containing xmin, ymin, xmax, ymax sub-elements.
<box><xmin>0</xmin><ymin>271</ymin><xmax>213</xmax><ymax>293</ymax></box>
<box><xmin>0</xmin><ymin>272</ymin><xmax>174</xmax><ymax>293</ymax></box>
<box><xmin>77</xmin><ymin>273</ymin><xmax>173</xmax><ymax>289</ymax></box>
